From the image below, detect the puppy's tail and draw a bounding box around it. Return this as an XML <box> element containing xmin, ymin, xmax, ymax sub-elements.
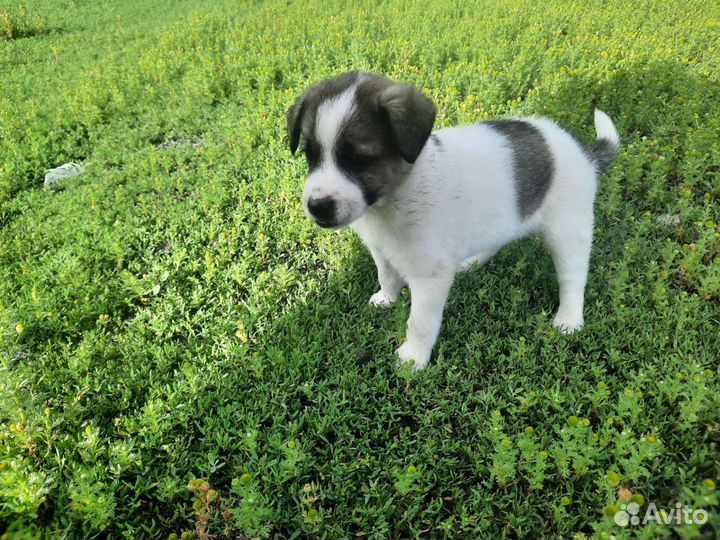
<box><xmin>590</xmin><ymin>109</ymin><xmax>620</xmax><ymax>171</ymax></box>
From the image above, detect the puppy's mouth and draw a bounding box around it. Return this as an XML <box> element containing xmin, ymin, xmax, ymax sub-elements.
<box><xmin>313</xmin><ymin>216</ymin><xmax>353</xmax><ymax>230</ymax></box>
<box><xmin>314</xmin><ymin>218</ymin><xmax>338</xmax><ymax>229</ymax></box>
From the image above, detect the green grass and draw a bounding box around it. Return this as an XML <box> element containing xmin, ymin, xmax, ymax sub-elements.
<box><xmin>1</xmin><ymin>0</ymin><xmax>719</xmax><ymax>538</ymax></box>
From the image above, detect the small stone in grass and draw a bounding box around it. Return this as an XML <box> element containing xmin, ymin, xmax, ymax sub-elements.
<box><xmin>655</xmin><ymin>213</ymin><xmax>681</xmax><ymax>229</ymax></box>
<box><xmin>44</xmin><ymin>162</ymin><xmax>83</xmax><ymax>191</ymax></box>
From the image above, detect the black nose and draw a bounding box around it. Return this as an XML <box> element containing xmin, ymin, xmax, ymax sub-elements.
<box><xmin>307</xmin><ymin>196</ymin><xmax>336</xmax><ymax>225</ymax></box>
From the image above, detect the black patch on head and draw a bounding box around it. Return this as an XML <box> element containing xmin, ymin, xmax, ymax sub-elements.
<box><xmin>332</xmin><ymin>75</ymin><xmax>411</xmax><ymax>205</ymax></box>
<box><xmin>334</xmin><ymin>135</ymin><xmax>384</xmax><ymax>205</ymax></box>
<box><xmin>302</xmin><ymin>137</ymin><xmax>321</xmax><ymax>171</ymax></box>
<box><xmin>486</xmin><ymin>119</ymin><xmax>554</xmax><ymax>219</ymax></box>
<box><xmin>287</xmin><ymin>72</ymin><xmax>436</xmax><ymax>206</ymax></box>
<box><xmin>286</xmin><ymin>71</ymin><xmax>361</xmax><ymax>154</ymax></box>
<box><xmin>375</xmin><ymin>82</ymin><xmax>436</xmax><ymax>163</ymax></box>
<box><xmin>429</xmin><ymin>134</ymin><xmax>442</xmax><ymax>148</ymax></box>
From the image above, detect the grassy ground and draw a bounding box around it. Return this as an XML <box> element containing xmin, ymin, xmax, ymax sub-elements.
<box><xmin>1</xmin><ymin>0</ymin><xmax>719</xmax><ymax>538</ymax></box>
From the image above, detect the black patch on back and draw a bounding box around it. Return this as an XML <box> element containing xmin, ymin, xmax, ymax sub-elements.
<box><xmin>486</xmin><ymin>119</ymin><xmax>554</xmax><ymax>219</ymax></box>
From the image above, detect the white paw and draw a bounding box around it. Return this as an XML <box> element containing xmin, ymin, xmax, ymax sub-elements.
<box><xmin>395</xmin><ymin>341</ymin><xmax>431</xmax><ymax>371</ymax></box>
<box><xmin>369</xmin><ymin>290</ymin><xmax>397</xmax><ymax>308</ymax></box>
<box><xmin>553</xmin><ymin>312</ymin><xmax>584</xmax><ymax>334</ymax></box>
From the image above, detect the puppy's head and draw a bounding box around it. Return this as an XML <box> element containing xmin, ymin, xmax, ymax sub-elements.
<box><xmin>287</xmin><ymin>72</ymin><xmax>436</xmax><ymax>228</ymax></box>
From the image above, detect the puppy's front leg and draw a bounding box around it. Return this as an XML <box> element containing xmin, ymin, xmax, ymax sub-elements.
<box><xmin>396</xmin><ymin>273</ymin><xmax>454</xmax><ymax>370</ymax></box>
<box><xmin>368</xmin><ymin>249</ymin><xmax>404</xmax><ymax>308</ymax></box>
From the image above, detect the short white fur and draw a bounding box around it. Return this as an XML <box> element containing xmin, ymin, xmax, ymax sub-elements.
<box><xmin>309</xmin><ymin>90</ymin><xmax>619</xmax><ymax>370</ymax></box>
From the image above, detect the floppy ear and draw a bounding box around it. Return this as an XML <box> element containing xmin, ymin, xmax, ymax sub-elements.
<box><xmin>378</xmin><ymin>83</ymin><xmax>436</xmax><ymax>163</ymax></box>
<box><xmin>287</xmin><ymin>96</ymin><xmax>305</xmax><ymax>154</ymax></box>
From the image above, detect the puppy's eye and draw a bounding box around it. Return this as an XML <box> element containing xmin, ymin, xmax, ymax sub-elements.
<box><xmin>339</xmin><ymin>143</ymin><xmax>377</xmax><ymax>170</ymax></box>
<box><xmin>303</xmin><ymin>140</ymin><xmax>320</xmax><ymax>167</ymax></box>
<box><xmin>352</xmin><ymin>153</ymin><xmax>377</xmax><ymax>168</ymax></box>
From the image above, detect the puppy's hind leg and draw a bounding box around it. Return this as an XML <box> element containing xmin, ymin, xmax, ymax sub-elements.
<box><xmin>368</xmin><ymin>249</ymin><xmax>405</xmax><ymax>308</ymax></box>
<box><xmin>543</xmin><ymin>213</ymin><xmax>593</xmax><ymax>334</ymax></box>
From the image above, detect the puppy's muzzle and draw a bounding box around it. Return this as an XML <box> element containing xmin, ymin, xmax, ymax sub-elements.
<box><xmin>307</xmin><ymin>196</ymin><xmax>337</xmax><ymax>227</ymax></box>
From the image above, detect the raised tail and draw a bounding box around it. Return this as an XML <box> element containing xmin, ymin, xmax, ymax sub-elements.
<box><xmin>590</xmin><ymin>109</ymin><xmax>620</xmax><ymax>171</ymax></box>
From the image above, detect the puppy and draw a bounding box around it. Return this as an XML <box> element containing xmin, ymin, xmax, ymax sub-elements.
<box><xmin>287</xmin><ymin>71</ymin><xmax>620</xmax><ymax>370</ymax></box>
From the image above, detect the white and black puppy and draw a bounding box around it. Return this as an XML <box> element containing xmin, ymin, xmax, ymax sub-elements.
<box><xmin>287</xmin><ymin>71</ymin><xmax>620</xmax><ymax>370</ymax></box>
